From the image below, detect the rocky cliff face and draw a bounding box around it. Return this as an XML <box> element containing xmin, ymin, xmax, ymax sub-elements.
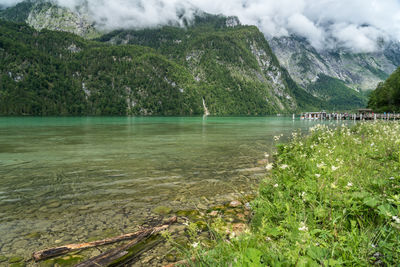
<box><xmin>269</xmin><ymin>35</ymin><xmax>399</xmax><ymax>92</ymax></box>
<box><xmin>0</xmin><ymin>0</ymin><xmax>99</xmax><ymax>38</ymax></box>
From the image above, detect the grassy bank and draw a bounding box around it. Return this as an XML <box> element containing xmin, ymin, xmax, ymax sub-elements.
<box><xmin>186</xmin><ymin>122</ymin><xmax>400</xmax><ymax>266</ymax></box>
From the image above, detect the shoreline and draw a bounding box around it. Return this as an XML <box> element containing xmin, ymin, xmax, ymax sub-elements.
<box><xmin>185</xmin><ymin>121</ymin><xmax>400</xmax><ymax>266</ymax></box>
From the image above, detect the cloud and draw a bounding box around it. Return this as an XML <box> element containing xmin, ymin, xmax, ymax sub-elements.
<box><xmin>0</xmin><ymin>0</ymin><xmax>24</xmax><ymax>8</ymax></box>
<box><xmin>3</xmin><ymin>0</ymin><xmax>400</xmax><ymax>52</ymax></box>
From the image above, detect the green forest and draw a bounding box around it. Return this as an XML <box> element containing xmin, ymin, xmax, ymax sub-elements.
<box><xmin>306</xmin><ymin>74</ymin><xmax>367</xmax><ymax>111</ymax></box>
<box><xmin>0</xmin><ymin>13</ymin><xmax>374</xmax><ymax>116</ymax></box>
<box><xmin>368</xmin><ymin>67</ymin><xmax>400</xmax><ymax>112</ymax></box>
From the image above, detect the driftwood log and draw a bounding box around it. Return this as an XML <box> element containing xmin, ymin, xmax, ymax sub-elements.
<box><xmin>74</xmin><ymin>217</ymin><xmax>177</xmax><ymax>267</ymax></box>
<box><xmin>32</xmin><ymin>216</ymin><xmax>177</xmax><ymax>262</ymax></box>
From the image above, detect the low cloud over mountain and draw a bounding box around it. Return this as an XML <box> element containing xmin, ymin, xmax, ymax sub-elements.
<box><xmin>3</xmin><ymin>0</ymin><xmax>400</xmax><ymax>53</ymax></box>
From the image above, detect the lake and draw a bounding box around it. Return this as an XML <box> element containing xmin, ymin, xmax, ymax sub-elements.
<box><xmin>0</xmin><ymin>117</ymin><xmax>347</xmax><ymax>261</ymax></box>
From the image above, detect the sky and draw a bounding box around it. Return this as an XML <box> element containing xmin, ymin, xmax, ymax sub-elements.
<box><xmin>3</xmin><ymin>0</ymin><xmax>400</xmax><ymax>52</ymax></box>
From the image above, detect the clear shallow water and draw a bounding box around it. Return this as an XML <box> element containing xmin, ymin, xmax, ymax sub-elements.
<box><xmin>0</xmin><ymin>117</ymin><xmax>346</xmax><ymax>259</ymax></box>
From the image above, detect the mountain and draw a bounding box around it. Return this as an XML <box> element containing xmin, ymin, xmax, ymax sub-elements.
<box><xmin>368</xmin><ymin>67</ymin><xmax>400</xmax><ymax>112</ymax></box>
<box><xmin>0</xmin><ymin>0</ymin><xmax>99</xmax><ymax>38</ymax></box>
<box><xmin>97</xmin><ymin>14</ymin><xmax>325</xmax><ymax>114</ymax></box>
<box><xmin>269</xmin><ymin>35</ymin><xmax>400</xmax><ymax>109</ymax></box>
<box><xmin>0</xmin><ymin>17</ymin><xmax>323</xmax><ymax>116</ymax></box>
<box><xmin>2</xmin><ymin>0</ymin><xmax>392</xmax><ymax>114</ymax></box>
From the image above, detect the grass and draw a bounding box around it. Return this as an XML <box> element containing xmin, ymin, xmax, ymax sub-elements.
<box><xmin>183</xmin><ymin>121</ymin><xmax>400</xmax><ymax>266</ymax></box>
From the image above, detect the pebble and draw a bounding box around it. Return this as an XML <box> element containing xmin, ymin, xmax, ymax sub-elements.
<box><xmin>48</xmin><ymin>201</ymin><xmax>61</xmax><ymax>208</ymax></box>
<box><xmin>197</xmin><ymin>203</ymin><xmax>207</xmax><ymax>210</ymax></box>
<box><xmin>232</xmin><ymin>223</ymin><xmax>247</xmax><ymax>235</ymax></box>
<box><xmin>229</xmin><ymin>200</ymin><xmax>242</xmax><ymax>208</ymax></box>
<box><xmin>237</xmin><ymin>213</ymin><xmax>246</xmax><ymax>220</ymax></box>
<box><xmin>141</xmin><ymin>256</ymin><xmax>153</xmax><ymax>264</ymax></box>
<box><xmin>165</xmin><ymin>254</ymin><xmax>176</xmax><ymax>262</ymax></box>
<box><xmin>209</xmin><ymin>210</ymin><xmax>218</xmax><ymax>217</ymax></box>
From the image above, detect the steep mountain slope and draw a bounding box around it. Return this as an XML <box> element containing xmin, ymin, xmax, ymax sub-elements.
<box><xmin>269</xmin><ymin>35</ymin><xmax>399</xmax><ymax>107</ymax></box>
<box><xmin>0</xmin><ymin>20</ymin><xmax>203</xmax><ymax>115</ymax></box>
<box><xmin>1</xmin><ymin>1</ymin><xmax>383</xmax><ymax>112</ymax></box>
<box><xmin>0</xmin><ymin>19</ymin><xmax>321</xmax><ymax>115</ymax></box>
<box><xmin>98</xmin><ymin>15</ymin><xmax>323</xmax><ymax>113</ymax></box>
<box><xmin>0</xmin><ymin>0</ymin><xmax>99</xmax><ymax>38</ymax></box>
<box><xmin>368</xmin><ymin>67</ymin><xmax>400</xmax><ymax>112</ymax></box>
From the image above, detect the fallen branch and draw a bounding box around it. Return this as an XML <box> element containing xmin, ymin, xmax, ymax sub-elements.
<box><xmin>74</xmin><ymin>217</ymin><xmax>177</xmax><ymax>267</ymax></box>
<box><xmin>33</xmin><ymin>216</ymin><xmax>177</xmax><ymax>262</ymax></box>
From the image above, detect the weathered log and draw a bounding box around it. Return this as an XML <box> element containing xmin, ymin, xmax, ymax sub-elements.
<box><xmin>32</xmin><ymin>216</ymin><xmax>177</xmax><ymax>262</ymax></box>
<box><xmin>74</xmin><ymin>217</ymin><xmax>177</xmax><ymax>267</ymax></box>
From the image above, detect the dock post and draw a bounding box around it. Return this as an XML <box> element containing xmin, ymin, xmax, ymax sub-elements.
<box><xmin>360</xmin><ymin>114</ymin><xmax>363</xmax><ymax>120</ymax></box>
<box><xmin>293</xmin><ymin>114</ymin><xmax>295</xmax><ymax>120</ymax></box>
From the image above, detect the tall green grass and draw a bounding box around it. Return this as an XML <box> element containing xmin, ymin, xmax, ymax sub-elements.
<box><xmin>187</xmin><ymin>122</ymin><xmax>400</xmax><ymax>266</ymax></box>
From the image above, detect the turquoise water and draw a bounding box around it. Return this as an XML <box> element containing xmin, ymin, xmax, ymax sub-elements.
<box><xmin>0</xmin><ymin>117</ymin><xmax>346</xmax><ymax>260</ymax></box>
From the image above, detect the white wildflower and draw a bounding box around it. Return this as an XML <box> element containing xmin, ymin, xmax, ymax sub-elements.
<box><xmin>371</xmin><ymin>143</ymin><xmax>375</xmax><ymax>147</ymax></box>
<box><xmin>264</xmin><ymin>153</ymin><xmax>270</xmax><ymax>158</ymax></box>
<box><xmin>298</xmin><ymin>222</ymin><xmax>308</xmax><ymax>232</ymax></box>
<box><xmin>265</xmin><ymin>237</ymin><xmax>272</xmax><ymax>241</ymax></box>
<box><xmin>265</xmin><ymin>163</ymin><xmax>273</xmax><ymax>171</ymax></box>
<box><xmin>317</xmin><ymin>162</ymin><xmax>326</xmax><ymax>169</ymax></box>
<box><xmin>280</xmin><ymin>164</ymin><xmax>289</xmax><ymax>170</ymax></box>
<box><xmin>347</xmin><ymin>182</ymin><xmax>353</xmax><ymax>187</ymax></box>
<box><xmin>371</xmin><ymin>244</ymin><xmax>376</xmax><ymax>248</ymax></box>
<box><xmin>392</xmin><ymin>216</ymin><xmax>400</xmax><ymax>224</ymax></box>
<box><xmin>315</xmin><ymin>174</ymin><xmax>321</xmax><ymax>178</ymax></box>
<box><xmin>331</xmin><ymin>165</ymin><xmax>339</xmax><ymax>171</ymax></box>
<box><xmin>273</xmin><ymin>184</ymin><xmax>279</xmax><ymax>188</ymax></box>
<box><xmin>192</xmin><ymin>242</ymin><xmax>199</xmax><ymax>248</ymax></box>
<box><xmin>389</xmin><ymin>177</ymin><xmax>395</xmax><ymax>180</ymax></box>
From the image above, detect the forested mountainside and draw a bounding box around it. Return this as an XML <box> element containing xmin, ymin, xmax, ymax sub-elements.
<box><xmin>368</xmin><ymin>67</ymin><xmax>400</xmax><ymax>112</ymax></box>
<box><xmin>2</xmin><ymin>0</ymin><xmax>390</xmax><ymax>115</ymax></box>
<box><xmin>0</xmin><ymin>18</ymin><xmax>322</xmax><ymax>116</ymax></box>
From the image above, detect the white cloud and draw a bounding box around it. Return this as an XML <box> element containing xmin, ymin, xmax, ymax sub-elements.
<box><xmin>3</xmin><ymin>0</ymin><xmax>400</xmax><ymax>52</ymax></box>
<box><xmin>287</xmin><ymin>13</ymin><xmax>325</xmax><ymax>49</ymax></box>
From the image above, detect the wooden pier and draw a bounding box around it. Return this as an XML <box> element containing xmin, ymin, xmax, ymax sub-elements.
<box><xmin>300</xmin><ymin>109</ymin><xmax>400</xmax><ymax>121</ymax></box>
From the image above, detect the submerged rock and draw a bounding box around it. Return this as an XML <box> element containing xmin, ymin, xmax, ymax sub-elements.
<box><xmin>165</xmin><ymin>253</ymin><xmax>176</xmax><ymax>262</ymax></box>
<box><xmin>152</xmin><ymin>206</ymin><xmax>172</xmax><ymax>215</ymax></box>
